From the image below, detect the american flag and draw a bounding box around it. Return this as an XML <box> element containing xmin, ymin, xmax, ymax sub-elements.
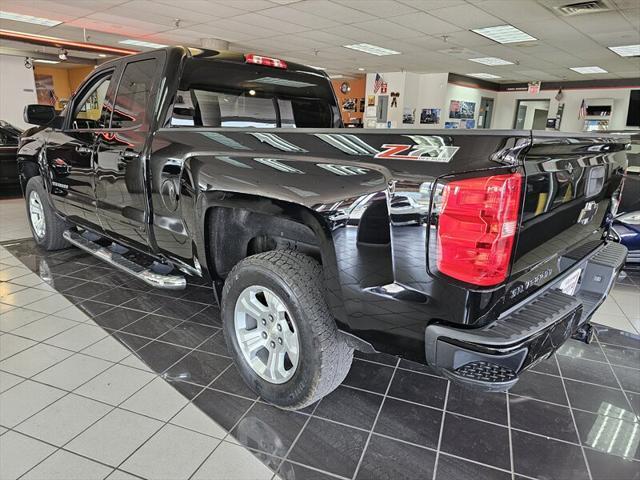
<box><xmin>578</xmin><ymin>99</ymin><xmax>587</xmax><ymax>119</ymax></box>
<box><xmin>373</xmin><ymin>73</ymin><xmax>383</xmax><ymax>93</ymax></box>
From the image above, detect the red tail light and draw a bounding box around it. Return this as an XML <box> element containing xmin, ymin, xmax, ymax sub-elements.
<box><xmin>432</xmin><ymin>173</ymin><xmax>522</xmax><ymax>286</ymax></box>
<box><xmin>244</xmin><ymin>53</ymin><xmax>287</xmax><ymax>69</ymax></box>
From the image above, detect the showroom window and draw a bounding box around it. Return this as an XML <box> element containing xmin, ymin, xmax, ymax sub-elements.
<box><xmin>110</xmin><ymin>58</ymin><xmax>159</xmax><ymax>129</ymax></box>
<box><xmin>69</xmin><ymin>73</ymin><xmax>112</xmax><ymax>130</ymax></box>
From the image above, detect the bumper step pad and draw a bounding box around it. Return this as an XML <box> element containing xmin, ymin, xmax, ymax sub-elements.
<box><xmin>426</xmin><ymin>242</ymin><xmax>627</xmax><ymax>393</ymax></box>
<box><xmin>447</xmin><ymin>361</ymin><xmax>518</xmax><ymax>391</ymax></box>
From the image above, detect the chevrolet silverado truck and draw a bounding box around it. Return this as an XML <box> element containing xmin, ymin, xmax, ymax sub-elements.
<box><xmin>18</xmin><ymin>47</ymin><xmax>629</xmax><ymax>409</ymax></box>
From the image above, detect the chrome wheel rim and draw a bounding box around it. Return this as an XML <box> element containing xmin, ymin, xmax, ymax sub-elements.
<box><xmin>29</xmin><ymin>191</ymin><xmax>46</xmax><ymax>239</ymax></box>
<box><xmin>234</xmin><ymin>286</ymin><xmax>300</xmax><ymax>384</ymax></box>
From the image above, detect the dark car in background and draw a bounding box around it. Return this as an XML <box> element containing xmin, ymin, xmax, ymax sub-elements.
<box><xmin>0</xmin><ymin>120</ymin><xmax>22</xmax><ymax>194</ymax></box>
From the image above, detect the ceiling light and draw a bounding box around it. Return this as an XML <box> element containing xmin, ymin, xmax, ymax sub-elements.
<box><xmin>570</xmin><ymin>66</ymin><xmax>608</xmax><ymax>74</ymax></box>
<box><xmin>343</xmin><ymin>43</ymin><xmax>400</xmax><ymax>56</ymax></box>
<box><xmin>608</xmin><ymin>44</ymin><xmax>640</xmax><ymax>57</ymax></box>
<box><xmin>468</xmin><ymin>73</ymin><xmax>501</xmax><ymax>79</ymax></box>
<box><xmin>119</xmin><ymin>39</ymin><xmax>167</xmax><ymax>49</ymax></box>
<box><xmin>33</xmin><ymin>59</ymin><xmax>59</xmax><ymax>64</ymax></box>
<box><xmin>471</xmin><ymin>25</ymin><xmax>536</xmax><ymax>44</ymax></box>
<box><xmin>98</xmin><ymin>53</ymin><xmax>107</xmax><ymax>58</ymax></box>
<box><xmin>358</xmin><ymin>67</ymin><xmax>365</xmax><ymax>71</ymax></box>
<box><xmin>469</xmin><ymin>57</ymin><xmax>514</xmax><ymax>66</ymax></box>
<box><xmin>0</xmin><ymin>30</ymin><xmax>138</xmax><ymax>55</ymax></box>
<box><xmin>58</xmin><ymin>48</ymin><xmax>68</xmax><ymax>61</ymax></box>
<box><xmin>0</xmin><ymin>10</ymin><xmax>61</xmax><ymax>26</ymax></box>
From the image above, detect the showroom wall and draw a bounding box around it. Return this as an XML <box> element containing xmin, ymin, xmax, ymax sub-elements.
<box><xmin>366</xmin><ymin>70</ymin><xmax>639</xmax><ymax>132</ymax></box>
<box><xmin>492</xmin><ymin>86</ymin><xmax>639</xmax><ymax>131</ymax></box>
<box><xmin>366</xmin><ymin>71</ymin><xmax>497</xmax><ymax>129</ymax></box>
<box><xmin>0</xmin><ymin>55</ymin><xmax>37</xmax><ymax>130</ymax></box>
<box><xmin>331</xmin><ymin>76</ymin><xmax>365</xmax><ymax>125</ymax></box>
<box><xmin>33</xmin><ymin>64</ymin><xmax>94</xmax><ymax>111</ymax></box>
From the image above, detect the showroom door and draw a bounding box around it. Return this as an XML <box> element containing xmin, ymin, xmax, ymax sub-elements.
<box><xmin>44</xmin><ymin>70</ymin><xmax>115</xmax><ymax>227</ymax></box>
<box><xmin>478</xmin><ymin>97</ymin><xmax>494</xmax><ymax>128</ymax></box>
<box><xmin>95</xmin><ymin>53</ymin><xmax>163</xmax><ymax>250</ymax></box>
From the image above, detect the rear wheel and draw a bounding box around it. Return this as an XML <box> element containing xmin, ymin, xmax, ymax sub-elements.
<box><xmin>222</xmin><ymin>250</ymin><xmax>353</xmax><ymax>410</ymax></box>
<box><xmin>25</xmin><ymin>176</ymin><xmax>69</xmax><ymax>251</ymax></box>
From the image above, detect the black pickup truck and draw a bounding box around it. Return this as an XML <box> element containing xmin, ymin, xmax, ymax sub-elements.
<box><xmin>18</xmin><ymin>47</ymin><xmax>629</xmax><ymax>409</ymax></box>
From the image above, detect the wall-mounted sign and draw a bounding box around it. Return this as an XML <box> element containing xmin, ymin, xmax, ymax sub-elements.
<box><xmin>380</xmin><ymin>82</ymin><xmax>388</xmax><ymax>94</ymax></box>
<box><xmin>342</xmin><ymin>98</ymin><xmax>356</xmax><ymax>111</ymax></box>
<box><xmin>390</xmin><ymin>92</ymin><xmax>400</xmax><ymax>107</ymax></box>
<box><xmin>528</xmin><ymin>81</ymin><xmax>541</xmax><ymax>94</ymax></box>
<box><xmin>367</xmin><ymin>95</ymin><xmax>376</xmax><ymax>107</ymax></box>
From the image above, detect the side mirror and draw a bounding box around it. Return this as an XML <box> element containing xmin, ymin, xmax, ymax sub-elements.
<box><xmin>23</xmin><ymin>104</ymin><xmax>56</xmax><ymax>126</ymax></box>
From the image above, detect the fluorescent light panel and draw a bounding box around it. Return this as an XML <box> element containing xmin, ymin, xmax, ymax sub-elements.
<box><xmin>570</xmin><ymin>66</ymin><xmax>608</xmax><ymax>74</ymax></box>
<box><xmin>608</xmin><ymin>44</ymin><xmax>640</xmax><ymax>57</ymax></box>
<box><xmin>119</xmin><ymin>39</ymin><xmax>167</xmax><ymax>49</ymax></box>
<box><xmin>468</xmin><ymin>73</ymin><xmax>501</xmax><ymax>79</ymax></box>
<box><xmin>468</xmin><ymin>57</ymin><xmax>513</xmax><ymax>66</ymax></box>
<box><xmin>472</xmin><ymin>24</ymin><xmax>536</xmax><ymax>44</ymax></box>
<box><xmin>343</xmin><ymin>43</ymin><xmax>400</xmax><ymax>56</ymax></box>
<box><xmin>33</xmin><ymin>59</ymin><xmax>59</xmax><ymax>64</ymax></box>
<box><xmin>0</xmin><ymin>10</ymin><xmax>61</xmax><ymax>26</ymax></box>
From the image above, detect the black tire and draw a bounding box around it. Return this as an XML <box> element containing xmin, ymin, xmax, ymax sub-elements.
<box><xmin>222</xmin><ymin>250</ymin><xmax>353</xmax><ymax>410</ymax></box>
<box><xmin>25</xmin><ymin>176</ymin><xmax>70</xmax><ymax>251</ymax></box>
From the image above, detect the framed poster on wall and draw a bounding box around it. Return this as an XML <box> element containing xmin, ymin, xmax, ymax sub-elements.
<box><xmin>403</xmin><ymin>108</ymin><xmax>415</xmax><ymax>124</ymax></box>
<box><xmin>449</xmin><ymin>100</ymin><xmax>475</xmax><ymax>119</ymax></box>
<box><xmin>420</xmin><ymin>108</ymin><xmax>440</xmax><ymax>124</ymax></box>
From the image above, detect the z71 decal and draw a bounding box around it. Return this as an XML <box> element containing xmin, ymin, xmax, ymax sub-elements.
<box><xmin>374</xmin><ymin>135</ymin><xmax>459</xmax><ymax>162</ymax></box>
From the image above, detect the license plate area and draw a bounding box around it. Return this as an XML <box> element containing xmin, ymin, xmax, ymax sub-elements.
<box><xmin>559</xmin><ymin>268</ymin><xmax>582</xmax><ymax>296</ymax></box>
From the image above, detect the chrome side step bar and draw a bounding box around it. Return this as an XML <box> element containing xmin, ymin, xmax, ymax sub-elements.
<box><xmin>63</xmin><ymin>230</ymin><xmax>187</xmax><ymax>290</ymax></box>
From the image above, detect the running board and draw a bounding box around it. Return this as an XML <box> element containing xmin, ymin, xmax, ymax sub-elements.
<box><xmin>63</xmin><ymin>230</ymin><xmax>186</xmax><ymax>290</ymax></box>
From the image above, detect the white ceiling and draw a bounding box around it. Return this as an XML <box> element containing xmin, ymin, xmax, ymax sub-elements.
<box><xmin>1</xmin><ymin>0</ymin><xmax>639</xmax><ymax>82</ymax></box>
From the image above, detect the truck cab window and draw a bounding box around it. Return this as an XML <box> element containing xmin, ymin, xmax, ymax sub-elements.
<box><xmin>69</xmin><ymin>74</ymin><xmax>112</xmax><ymax>130</ymax></box>
<box><xmin>111</xmin><ymin>58</ymin><xmax>158</xmax><ymax>130</ymax></box>
<box><xmin>171</xmin><ymin>58</ymin><xmax>337</xmax><ymax>128</ymax></box>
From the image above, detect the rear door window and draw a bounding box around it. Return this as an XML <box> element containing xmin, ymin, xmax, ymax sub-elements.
<box><xmin>110</xmin><ymin>58</ymin><xmax>159</xmax><ymax>130</ymax></box>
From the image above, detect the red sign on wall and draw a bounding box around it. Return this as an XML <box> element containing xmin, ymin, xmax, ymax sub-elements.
<box><xmin>380</xmin><ymin>82</ymin><xmax>388</xmax><ymax>94</ymax></box>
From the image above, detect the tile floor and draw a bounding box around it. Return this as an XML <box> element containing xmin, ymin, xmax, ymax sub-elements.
<box><xmin>1</xmin><ymin>198</ymin><xmax>639</xmax><ymax>480</ymax></box>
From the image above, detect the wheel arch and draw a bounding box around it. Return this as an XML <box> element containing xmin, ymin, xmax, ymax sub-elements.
<box><xmin>198</xmin><ymin>191</ymin><xmax>347</xmax><ymax>324</ymax></box>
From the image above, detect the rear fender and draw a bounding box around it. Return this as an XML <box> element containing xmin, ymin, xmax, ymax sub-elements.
<box><xmin>197</xmin><ymin>191</ymin><xmax>349</xmax><ymax>324</ymax></box>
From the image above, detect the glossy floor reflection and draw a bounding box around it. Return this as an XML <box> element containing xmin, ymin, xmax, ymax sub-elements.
<box><xmin>1</xmin><ymin>237</ymin><xmax>639</xmax><ymax>480</ymax></box>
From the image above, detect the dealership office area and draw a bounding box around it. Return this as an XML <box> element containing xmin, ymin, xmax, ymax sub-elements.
<box><xmin>0</xmin><ymin>1</ymin><xmax>639</xmax><ymax>479</ymax></box>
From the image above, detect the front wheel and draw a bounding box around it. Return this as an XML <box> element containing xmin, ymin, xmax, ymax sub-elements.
<box><xmin>222</xmin><ymin>250</ymin><xmax>353</xmax><ymax>410</ymax></box>
<box><xmin>25</xmin><ymin>176</ymin><xmax>69</xmax><ymax>251</ymax></box>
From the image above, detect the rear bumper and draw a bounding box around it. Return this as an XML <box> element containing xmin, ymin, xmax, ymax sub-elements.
<box><xmin>425</xmin><ymin>241</ymin><xmax>627</xmax><ymax>391</ymax></box>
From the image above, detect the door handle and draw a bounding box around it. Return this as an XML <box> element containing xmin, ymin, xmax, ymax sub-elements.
<box><xmin>75</xmin><ymin>146</ymin><xmax>93</xmax><ymax>154</ymax></box>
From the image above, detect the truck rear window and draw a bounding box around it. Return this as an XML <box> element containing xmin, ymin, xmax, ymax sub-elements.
<box><xmin>171</xmin><ymin>58</ymin><xmax>339</xmax><ymax>128</ymax></box>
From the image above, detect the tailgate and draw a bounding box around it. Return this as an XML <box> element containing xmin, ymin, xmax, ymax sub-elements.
<box><xmin>504</xmin><ymin>133</ymin><xmax>628</xmax><ymax>308</ymax></box>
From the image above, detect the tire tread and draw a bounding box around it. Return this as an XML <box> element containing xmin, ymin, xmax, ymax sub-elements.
<box><xmin>222</xmin><ymin>250</ymin><xmax>353</xmax><ymax>409</ymax></box>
